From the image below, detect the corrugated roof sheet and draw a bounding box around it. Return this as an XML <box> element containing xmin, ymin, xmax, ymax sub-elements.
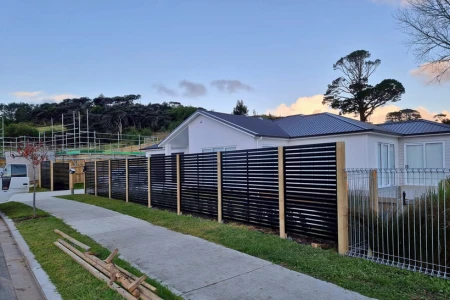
<box><xmin>378</xmin><ymin>120</ymin><xmax>450</xmax><ymax>135</ymax></box>
<box><xmin>202</xmin><ymin>111</ymin><xmax>290</xmax><ymax>138</ymax></box>
<box><xmin>274</xmin><ymin>113</ymin><xmax>395</xmax><ymax>137</ymax></box>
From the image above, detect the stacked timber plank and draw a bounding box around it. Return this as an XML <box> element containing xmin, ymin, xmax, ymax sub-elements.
<box><xmin>53</xmin><ymin>229</ymin><xmax>162</xmax><ymax>300</ymax></box>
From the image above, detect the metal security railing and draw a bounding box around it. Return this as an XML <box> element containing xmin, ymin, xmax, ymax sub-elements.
<box><xmin>347</xmin><ymin>168</ymin><xmax>450</xmax><ymax>279</ymax></box>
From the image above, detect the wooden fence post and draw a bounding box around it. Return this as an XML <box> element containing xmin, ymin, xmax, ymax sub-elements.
<box><xmin>94</xmin><ymin>161</ymin><xmax>98</xmax><ymax>196</ymax></box>
<box><xmin>336</xmin><ymin>142</ymin><xmax>348</xmax><ymax>255</ymax></box>
<box><xmin>148</xmin><ymin>157</ymin><xmax>151</xmax><ymax>208</ymax></box>
<box><xmin>176</xmin><ymin>154</ymin><xmax>181</xmax><ymax>215</ymax></box>
<box><xmin>278</xmin><ymin>146</ymin><xmax>286</xmax><ymax>239</ymax></box>
<box><xmin>217</xmin><ymin>152</ymin><xmax>222</xmax><ymax>223</ymax></box>
<box><xmin>50</xmin><ymin>161</ymin><xmax>54</xmax><ymax>192</ymax></box>
<box><xmin>125</xmin><ymin>158</ymin><xmax>129</xmax><ymax>203</ymax></box>
<box><xmin>369</xmin><ymin>169</ymin><xmax>379</xmax><ymax>213</ymax></box>
<box><xmin>108</xmin><ymin>160</ymin><xmax>112</xmax><ymax>199</ymax></box>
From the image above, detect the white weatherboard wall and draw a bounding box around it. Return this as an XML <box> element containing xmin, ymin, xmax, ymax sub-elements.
<box><xmin>399</xmin><ymin>134</ymin><xmax>450</xmax><ymax>169</ymax></box>
<box><xmin>287</xmin><ymin>134</ymin><xmax>369</xmax><ymax>169</ymax></box>
<box><xmin>188</xmin><ymin>115</ymin><xmax>256</xmax><ymax>153</ymax></box>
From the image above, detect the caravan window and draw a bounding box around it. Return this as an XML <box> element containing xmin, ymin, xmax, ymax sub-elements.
<box><xmin>11</xmin><ymin>164</ymin><xmax>27</xmax><ymax>177</ymax></box>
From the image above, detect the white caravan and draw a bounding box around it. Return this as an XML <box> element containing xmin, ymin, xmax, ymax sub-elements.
<box><xmin>0</xmin><ymin>164</ymin><xmax>29</xmax><ymax>203</ymax></box>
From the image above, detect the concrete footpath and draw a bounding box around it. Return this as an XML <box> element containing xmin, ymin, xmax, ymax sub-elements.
<box><xmin>0</xmin><ymin>218</ymin><xmax>45</xmax><ymax>300</ymax></box>
<box><xmin>13</xmin><ymin>192</ymin><xmax>372</xmax><ymax>300</ymax></box>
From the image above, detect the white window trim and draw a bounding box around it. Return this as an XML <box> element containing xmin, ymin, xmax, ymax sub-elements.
<box><xmin>377</xmin><ymin>142</ymin><xmax>396</xmax><ymax>187</ymax></box>
<box><xmin>202</xmin><ymin>146</ymin><xmax>237</xmax><ymax>153</ymax></box>
<box><xmin>404</xmin><ymin>141</ymin><xmax>445</xmax><ymax>169</ymax></box>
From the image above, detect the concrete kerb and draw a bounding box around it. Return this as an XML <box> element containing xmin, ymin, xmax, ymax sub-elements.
<box><xmin>0</xmin><ymin>211</ymin><xmax>62</xmax><ymax>300</ymax></box>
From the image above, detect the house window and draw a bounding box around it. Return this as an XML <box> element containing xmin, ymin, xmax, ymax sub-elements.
<box><xmin>405</xmin><ymin>142</ymin><xmax>445</xmax><ymax>185</ymax></box>
<box><xmin>377</xmin><ymin>143</ymin><xmax>395</xmax><ymax>186</ymax></box>
<box><xmin>202</xmin><ymin>146</ymin><xmax>236</xmax><ymax>153</ymax></box>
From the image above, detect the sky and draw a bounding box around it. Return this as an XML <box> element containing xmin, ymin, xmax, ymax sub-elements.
<box><xmin>1</xmin><ymin>0</ymin><xmax>449</xmax><ymax>123</ymax></box>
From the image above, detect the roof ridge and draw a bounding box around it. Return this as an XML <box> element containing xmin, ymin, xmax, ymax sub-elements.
<box><xmin>323</xmin><ymin>112</ymin><xmax>369</xmax><ymax>130</ymax></box>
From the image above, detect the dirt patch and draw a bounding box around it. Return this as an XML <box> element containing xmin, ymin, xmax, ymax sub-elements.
<box><xmin>13</xmin><ymin>215</ymin><xmax>50</xmax><ymax>223</ymax></box>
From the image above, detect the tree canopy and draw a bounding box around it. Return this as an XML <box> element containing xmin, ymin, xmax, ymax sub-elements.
<box><xmin>232</xmin><ymin>100</ymin><xmax>249</xmax><ymax>116</ymax></box>
<box><xmin>395</xmin><ymin>0</ymin><xmax>450</xmax><ymax>82</ymax></box>
<box><xmin>385</xmin><ymin>109</ymin><xmax>422</xmax><ymax>122</ymax></box>
<box><xmin>0</xmin><ymin>95</ymin><xmax>199</xmax><ymax>137</ymax></box>
<box><xmin>323</xmin><ymin>50</ymin><xmax>405</xmax><ymax>122</ymax></box>
<box><xmin>434</xmin><ymin>113</ymin><xmax>450</xmax><ymax>125</ymax></box>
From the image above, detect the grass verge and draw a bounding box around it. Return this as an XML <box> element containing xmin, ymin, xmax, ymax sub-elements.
<box><xmin>0</xmin><ymin>201</ymin><xmax>180</xmax><ymax>300</ymax></box>
<box><xmin>60</xmin><ymin>194</ymin><xmax>449</xmax><ymax>300</ymax></box>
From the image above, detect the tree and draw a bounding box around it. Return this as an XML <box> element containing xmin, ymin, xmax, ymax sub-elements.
<box><xmin>395</xmin><ymin>1</ymin><xmax>450</xmax><ymax>82</ymax></box>
<box><xmin>16</xmin><ymin>143</ymin><xmax>48</xmax><ymax>217</ymax></box>
<box><xmin>232</xmin><ymin>100</ymin><xmax>248</xmax><ymax>116</ymax></box>
<box><xmin>386</xmin><ymin>109</ymin><xmax>422</xmax><ymax>122</ymax></box>
<box><xmin>434</xmin><ymin>113</ymin><xmax>450</xmax><ymax>124</ymax></box>
<box><xmin>323</xmin><ymin>50</ymin><xmax>406</xmax><ymax>122</ymax></box>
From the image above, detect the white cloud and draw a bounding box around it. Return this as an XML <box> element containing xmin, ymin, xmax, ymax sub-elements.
<box><xmin>11</xmin><ymin>91</ymin><xmax>42</xmax><ymax>98</ymax></box>
<box><xmin>410</xmin><ymin>61</ymin><xmax>450</xmax><ymax>83</ymax></box>
<box><xmin>267</xmin><ymin>94</ymin><xmax>449</xmax><ymax>123</ymax></box>
<box><xmin>10</xmin><ymin>91</ymin><xmax>78</xmax><ymax>103</ymax></box>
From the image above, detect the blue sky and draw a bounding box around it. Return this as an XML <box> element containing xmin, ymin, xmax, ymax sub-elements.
<box><xmin>1</xmin><ymin>0</ymin><xmax>448</xmax><ymax>122</ymax></box>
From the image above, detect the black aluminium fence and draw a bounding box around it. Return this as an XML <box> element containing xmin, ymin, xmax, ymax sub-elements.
<box><xmin>40</xmin><ymin>161</ymin><xmax>51</xmax><ymax>189</ymax></box>
<box><xmin>284</xmin><ymin>143</ymin><xmax>338</xmax><ymax>241</ymax></box>
<box><xmin>96</xmin><ymin>160</ymin><xmax>109</xmax><ymax>197</ymax></box>
<box><xmin>150</xmin><ymin>155</ymin><xmax>177</xmax><ymax>210</ymax></box>
<box><xmin>53</xmin><ymin>163</ymin><xmax>69</xmax><ymax>191</ymax></box>
<box><xmin>85</xmin><ymin>142</ymin><xmax>341</xmax><ymax>242</ymax></box>
<box><xmin>111</xmin><ymin>159</ymin><xmax>126</xmax><ymax>201</ymax></box>
<box><xmin>128</xmin><ymin>157</ymin><xmax>148</xmax><ymax>205</ymax></box>
<box><xmin>181</xmin><ymin>152</ymin><xmax>218</xmax><ymax>217</ymax></box>
<box><xmin>85</xmin><ymin>162</ymin><xmax>95</xmax><ymax>194</ymax></box>
<box><xmin>221</xmin><ymin>148</ymin><xmax>279</xmax><ymax>228</ymax></box>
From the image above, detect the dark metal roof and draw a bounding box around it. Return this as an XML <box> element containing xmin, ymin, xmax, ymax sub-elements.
<box><xmin>274</xmin><ymin>113</ymin><xmax>397</xmax><ymax>137</ymax></box>
<box><xmin>140</xmin><ymin>143</ymin><xmax>162</xmax><ymax>150</ymax></box>
<box><xmin>378</xmin><ymin>120</ymin><xmax>450</xmax><ymax>135</ymax></box>
<box><xmin>202</xmin><ymin>111</ymin><xmax>290</xmax><ymax>138</ymax></box>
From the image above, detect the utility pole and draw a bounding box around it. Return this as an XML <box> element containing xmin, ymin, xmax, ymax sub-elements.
<box><xmin>86</xmin><ymin>109</ymin><xmax>89</xmax><ymax>151</ymax></box>
<box><xmin>1</xmin><ymin>116</ymin><xmax>4</xmax><ymax>158</ymax></box>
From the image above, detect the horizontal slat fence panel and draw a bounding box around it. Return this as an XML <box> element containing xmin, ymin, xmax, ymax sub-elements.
<box><xmin>40</xmin><ymin>161</ymin><xmax>51</xmax><ymax>189</ymax></box>
<box><xmin>180</xmin><ymin>153</ymin><xmax>218</xmax><ymax>217</ymax></box>
<box><xmin>150</xmin><ymin>155</ymin><xmax>177</xmax><ymax>210</ymax></box>
<box><xmin>96</xmin><ymin>160</ymin><xmax>109</xmax><ymax>198</ymax></box>
<box><xmin>111</xmin><ymin>159</ymin><xmax>126</xmax><ymax>201</ymax></box>
<box><xmin>128</xmin><ymin>158</ymin><xmax>148</xmax><ymax>205</ymax></box>
<box><xmin>53</xmin><ymin>163</ymin><xmax>69</xmax><ymax>191</ymax></box>
<box><xmin>85</xmin><ymin>162</ymin><xmax>95</xmax><ymax>194</ymax></box>
<box><xmin>284</xmin><ymin>143</ymin><xmax>338</xmax><ymax>241</ymax></box>
<box><xmin>222</xmin><ymin>148</ymin><xmax>279</xmax><ymax>228</ymax></box>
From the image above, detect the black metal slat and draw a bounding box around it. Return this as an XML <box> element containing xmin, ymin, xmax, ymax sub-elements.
<box><xmin>151</xmin><ymin>155</ymin><xmax>177</xmax><ymax>210</ymax></box>
<box><xmin>96</xmin><ymin>160</ymin><xmax>109</xmax><ymax>197</ymax></box>
<box><xmin>53</xmin><ymin>163</ymin><xmax>69</xmax><ymax>190</ymax></box>
<box><xmin>111</xmin><ymin>159</ymin><xmax>126</xmax><ymax>201</ymax></box>
<box><xmin>284</xmin><ymin>143</ymin><xmax>338</xmax><ymax>241</ymax></box>
<box><xmin>85</xmin><ymin>162</ymin><xmax>95</xmax><ymax>194</ymax></box>
<box><xmin>128</xmin><ymin>158</ymin><xmax>148</xmax><ymax>205</ymax></box>
<box><xmin>222</xmin><ymin>148</ymin><xmax>279</xmax><ymax>229</ymax></box>
<box><xmin>40</xmin><ymin>161</ymin><xmax>51</xmax><ymax>189</ymax></box>
<box><xmin>180</xmin><ymin>153</ymin><xmax>218</xmax><ymax>217</ymax></box>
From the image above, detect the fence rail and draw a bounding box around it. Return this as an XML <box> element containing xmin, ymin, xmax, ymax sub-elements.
<box><xmin>347</xmin><ymin>168</ymin><xmax>450</xmax><ymax>279</ymax></box>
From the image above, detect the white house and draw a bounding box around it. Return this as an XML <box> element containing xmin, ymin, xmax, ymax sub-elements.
<box><xmin>141</xmin><ymin>110</ymin><xmax>450</xmax><ymax>173</ymax></box>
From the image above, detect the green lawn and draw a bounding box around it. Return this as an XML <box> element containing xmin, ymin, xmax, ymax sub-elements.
<box><xmin>60</xmin><ymin>194</ymin><xmax>449</xmax><ymax>300</ymax></box>
<box><xmin>0</xmin><ymin>202</ymin><xmax>180</xmax><ymax>300</ymax></box>
<box><xmin>37</xmin><ymin>124</ymin><xmax>65</xmax><ymax>133</ymax></box>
